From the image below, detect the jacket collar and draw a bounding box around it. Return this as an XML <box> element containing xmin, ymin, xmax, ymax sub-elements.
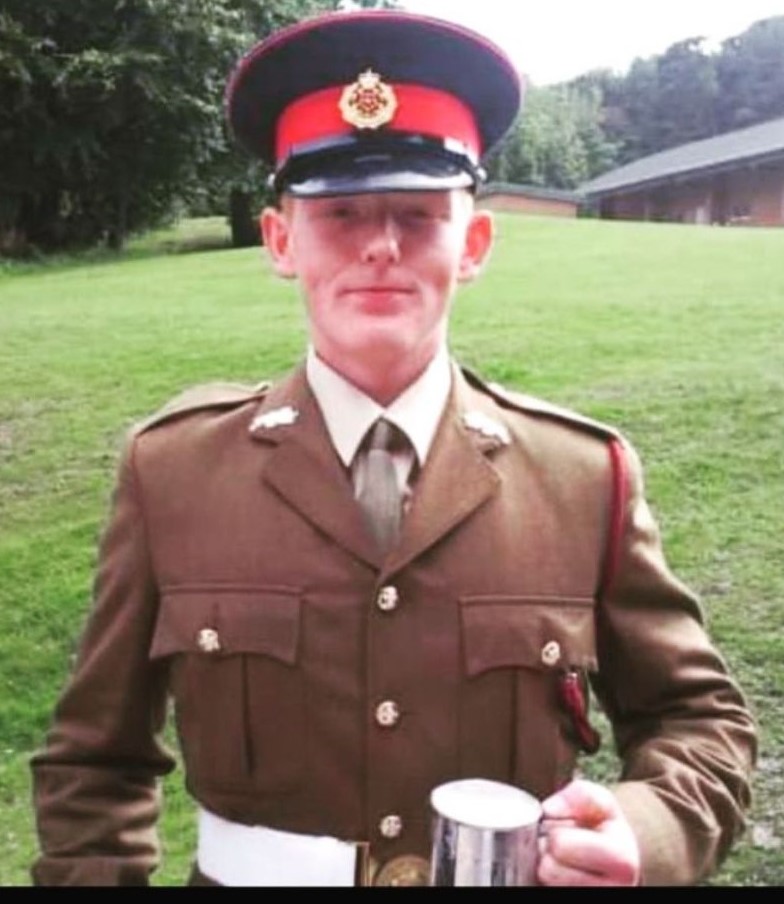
<box><xmin>247</xmin><ymin>361</ymin><xmax>510</xmax><ymax>573</ymax></box>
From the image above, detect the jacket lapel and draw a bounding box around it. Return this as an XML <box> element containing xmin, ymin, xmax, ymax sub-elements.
<box><xmin>248</xmin><ymin>363</ymin><xmax>510</xmax><ymax>574</ymax></box>
<box><xmin>386</xmin><ymin>365</ymin><xmax>507</xmax><ymax>574</ymax></box>
<box><xmin>248</xmin><ymin>366</ymin><xmax>380</xmax><ymax>567</ymax></box>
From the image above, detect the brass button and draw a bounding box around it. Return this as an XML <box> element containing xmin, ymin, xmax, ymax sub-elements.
<box><xmin>541</xmin><ymin>640</ymin><xmax>561</xmax><ymax>667</ymax></box>
<box><xmin>374</xmin><ymin>855</ymin><xmax>430</xmax><ymax>887</ymax></box>
<box><xmin>376</xmin><ymin>585</ymin><xmax>399</xmax><ymax>612</ymax></box>
<box><xmin>379</xmin><ymin>814</ymin><xmax>403</xmax><ymax>839</ymax></box>
<box><xmin>197</xmin><ymin>627</ymin><xmax>221</xmax><ymax>653</ymax></box>
<box><xmin>375</xmin><ymin>700</ymin><xmax>401</xmax><ymax>728</ymax></box>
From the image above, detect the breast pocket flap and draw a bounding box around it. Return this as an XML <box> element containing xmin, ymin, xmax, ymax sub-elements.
<box><xmin>460</xmin><ymin>596</ymin><xmax>597</xmax><ymax>678</ymax></box>
<box><xmin>150</xmin><ymin>586</ymin><xmax>301</xmax><ymax>664</ymax></box>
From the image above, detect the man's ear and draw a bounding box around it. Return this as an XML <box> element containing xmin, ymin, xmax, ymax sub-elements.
<box><xmin>458</xmin><ymin>208</ymin><xmax>494</xmax><ymax>283</ymax></box>
<box><xmin>260</xmin><ymin>205</ymin><xmax>297</xmax><ymax>279</ymax></box>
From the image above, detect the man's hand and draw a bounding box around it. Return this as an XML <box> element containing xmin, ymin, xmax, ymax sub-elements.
<box><xmin>536</xmin><ymin>779</ymin><xmax>641</xmax><ymax>886</ymax></box>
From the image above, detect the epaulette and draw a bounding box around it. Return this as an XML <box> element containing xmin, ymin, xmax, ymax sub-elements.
<box><xmin>461</xmin><ymin>367</ymin><xmax>621</xmax><ymax>443</ymax></box>
<box><xmin>133</xmin><ymin>380</ymin><xmax>271</xmax><ymax>436</ymax></box>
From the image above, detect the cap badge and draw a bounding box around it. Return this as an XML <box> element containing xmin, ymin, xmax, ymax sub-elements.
<box><xmin>339</xmin><ymin>69</ymin><xmax>398</xmax><ymax>130</ymax></box>
<box><xmin>249</xmin><ymin>405</ymin><xmax>299</xmax><ymax>433</ymax></box>
<box><xmin>463</xmin><ymin>411</ymin><xmax>511</xmax><ymax>446</ymax></box>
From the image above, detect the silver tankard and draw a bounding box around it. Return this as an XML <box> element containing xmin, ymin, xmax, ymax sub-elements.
<box><xmin>429</xmin><ymin>778</ymin><xmax>543</xmax><ymax>886</ymax></box>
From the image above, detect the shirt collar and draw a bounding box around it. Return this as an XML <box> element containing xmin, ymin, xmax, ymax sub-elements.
<box><xmin>306</xmin><ymin>345</ymin><xmax>452</xmax><ymax>468</ymax></box>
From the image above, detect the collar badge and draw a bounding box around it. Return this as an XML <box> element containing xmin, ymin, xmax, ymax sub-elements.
<box><xmin>339</xmin><ymin>69</ymin><xmax>398</xmax><ymax>130</ymax></box>
<box><xmin>249</xmin><ymin>405</ymin><xmax>299</xmax><ymax>433</ymax></box>
<box><xmin>463</xmin><ymin>411</ymin><xmax>511</xmax><ymax>446</ymax></box>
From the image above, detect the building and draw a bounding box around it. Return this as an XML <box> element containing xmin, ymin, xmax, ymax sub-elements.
<box><xmin>581</xmin><ymin>117</ymin><xmax>784</xmax><ymax>227</ymax></box>
<box><xmin>476</xmin><ymin>182</ymin><xmax>581</xmax><ymax>218</ymax></box>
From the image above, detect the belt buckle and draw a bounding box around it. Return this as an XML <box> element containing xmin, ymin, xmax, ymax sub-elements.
<box><xmin>370</xmin><ymin>854</ymin><xmax>431</xmax><ymax>887</ymax></box>
<box><xmin>355</xmin><ymin>844</ymin><xmax>431</xmax><ymax>887</ymax></box>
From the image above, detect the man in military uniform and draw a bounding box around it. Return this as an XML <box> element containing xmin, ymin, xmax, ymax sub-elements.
<box><xmin>30</xmin><ymin>9</ymin><xmax>756</xmax><ymax>887</ymax></box>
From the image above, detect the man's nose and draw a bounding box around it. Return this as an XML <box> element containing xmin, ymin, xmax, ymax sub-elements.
<box><xmin>361</xmin><ymin>215</ymin><xmax>402</xmax><ymax>264</ymax></box>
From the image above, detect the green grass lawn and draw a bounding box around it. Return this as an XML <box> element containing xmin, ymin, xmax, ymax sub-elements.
<box><xmin>1</xmin><ymin>213</ymin><xmax>782</xmax><ymax>885</ymax></box>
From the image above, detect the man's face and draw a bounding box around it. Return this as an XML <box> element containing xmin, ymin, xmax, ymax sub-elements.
<box><xmin>261</xmin><ymin>190</ymin><xmax>493</xmax><ymax>379</ymax></box>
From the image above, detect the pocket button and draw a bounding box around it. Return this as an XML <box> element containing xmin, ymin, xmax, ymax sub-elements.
<box><xmin>541</xmin><ymin>640</ymin><xmax>561</xmax><ymax>667</ymax></box>
<box><xmin>197</xmin><ymin>627</ymin><xmax>221</xmax><ymax>653</ymax></box>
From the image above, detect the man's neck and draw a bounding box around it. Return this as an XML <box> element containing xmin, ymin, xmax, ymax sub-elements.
<box><xmin>306</xmin><ymin>344</ymin><xmax>452</xmax><ymax>471</ymax></box>
<box><xmin>317</xmin><ymin>348</ymin><xmax>439</xmax><ymax>407</ymax></box>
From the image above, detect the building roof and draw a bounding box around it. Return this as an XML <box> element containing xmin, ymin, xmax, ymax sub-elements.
<box><xmin>581</xmin><ymin>116</ymin><xmax>784</xmax><ymax>197</ymax></box>
<box><xmin>478</xmin><ymin>181</ymin><xmax>582</xmax><ymax>203</ymax></box>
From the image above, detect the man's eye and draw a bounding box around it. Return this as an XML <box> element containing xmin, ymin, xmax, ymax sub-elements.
<box><xmin>399</xmin><ymin>208</ymin><xmax>437</xmax><ymax>226</ymax></box>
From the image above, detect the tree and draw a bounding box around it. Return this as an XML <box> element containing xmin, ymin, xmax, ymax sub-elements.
<box><xmin>582</xmin><ymin>15</ymin><xmax>783</xmax><ymax>175</ymax></box>
<box><xmin>486</xmin><ymin>13</ymin><xmax>784</xmax><ymax>189</ymax></box>
<box><xmin>612</xmin><ymin>56</ymin><xmax>660</xmax><ymax>162</ymax></box>
<box><xmin>0</xmin><ymin>0</ymin><xmax>251</xmax><ymax>254</ymax></box>
<box><xmin>717</xmin><ymin>16</ymin><xmax>784</xmax><ymax>131</ymax></box>
<box><xmin>485</xmin><ymin>83</ymin><xmax>617</xmax><ymax>189</ymax></box>
<box><xmin>653</xmin><ymin>38</ymin><xmax>718</xmax><ymax>150</ymax></box>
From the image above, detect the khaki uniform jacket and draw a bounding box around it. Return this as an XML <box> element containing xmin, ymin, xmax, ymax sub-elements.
<box><xmin>30</xmin><ymin>363</ymin><xmax>757</xmax><ymax>886</ymax></box>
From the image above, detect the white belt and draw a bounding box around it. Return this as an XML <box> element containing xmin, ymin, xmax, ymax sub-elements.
<box><xmin>197</xmin><ymin>807</ymin><xmax>361</xmax><ymax>886</ymax></box>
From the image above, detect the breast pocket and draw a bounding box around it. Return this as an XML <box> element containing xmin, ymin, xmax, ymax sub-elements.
<box><xmin>459</xmin><ymin>595</ymin><xmax>597</xmax><ymax>798</ymax></box>
<box><xmin>149</xmin><ymin>585</ymin><xmax>304</xmax><ymax>795</ymax></box>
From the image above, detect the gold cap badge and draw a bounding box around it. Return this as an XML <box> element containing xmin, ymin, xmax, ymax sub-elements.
<box><xmin>339</xmin><ymin>69</ymin><xmax>398</xmax><ymax>130</ymax></box>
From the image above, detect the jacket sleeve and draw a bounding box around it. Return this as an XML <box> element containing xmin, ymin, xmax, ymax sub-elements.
<box><xmin>30</xmin><ymin>436</ymin><xmax>176</xmax><ymax>886</ymax></box>
<box><xmin>593</xmin><ymin>438</ymin><xmax>758</xmax><ymax>886</ymax></box>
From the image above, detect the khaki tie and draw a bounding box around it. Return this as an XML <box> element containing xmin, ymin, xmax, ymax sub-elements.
<box><xmin>356</xmin><ymin>418</ymin><xmax>406</xmax><ymax>554</ymax></box>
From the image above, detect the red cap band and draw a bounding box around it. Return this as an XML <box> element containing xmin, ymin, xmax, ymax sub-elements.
<box><xmin>275</xmin><ymin>82</ymin><xmax>481</xmax><ymax>166</ymax></box>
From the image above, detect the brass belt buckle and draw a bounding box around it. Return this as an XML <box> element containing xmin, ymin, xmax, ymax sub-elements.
<box><xmin>355</xmin><ymin>843</ymin><xmax>430</xmax><ymax>886</ymax></box>
<box><xmin>373</xmin><ymin>854</ymin><xmax>431</xmax><ymax>887</ymax></box>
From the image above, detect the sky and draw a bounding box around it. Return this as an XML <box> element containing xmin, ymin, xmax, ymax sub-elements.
<box><xmin>400</xmin><ymin>0</ymin><xmax>784</xmax><ymax>86</ymax></box>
